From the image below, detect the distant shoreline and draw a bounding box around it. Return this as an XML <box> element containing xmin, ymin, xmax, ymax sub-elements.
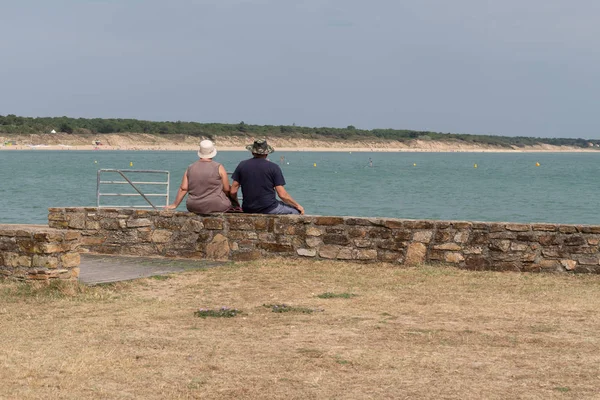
<box><xmin>1</xmin><ymin>133</ymin><xmax>599</xmax><ymax>153</ymax></box>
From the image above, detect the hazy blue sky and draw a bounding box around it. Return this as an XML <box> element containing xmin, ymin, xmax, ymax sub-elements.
<box><xmin>1</xmin><ymin>0</ymin><xmax>599</xmax><ymax>138</ymax></box>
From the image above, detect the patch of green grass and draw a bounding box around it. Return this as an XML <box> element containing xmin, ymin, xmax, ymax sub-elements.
<box><xmin>316</xmin><ymin>292</ymin><xmax>358</xmax><ymax>299</ymax></box>
<box><xmin>148</xmin><ymin>274</ymin><xmax>171</xmax><ymax>281</ymax></box>
<box><xmin>194</xmin><ymin>307</ymin><xmax>241</xmax><ymax>318</ymax></box>
<box><xmin>263</xmin><ymin>303</ymin><xmax>323</xmax><ymax>314</ymax></box>
<box><xmin>554</xmin><ymin>387</ymin><xmax>570</xmax><ymax>393</ymax></box>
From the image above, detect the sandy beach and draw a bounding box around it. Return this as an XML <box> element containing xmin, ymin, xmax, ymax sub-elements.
<box><xmin>1</xmin><ymin>133</ymin><xmax>599</xmax><ymax>153</ymax></box>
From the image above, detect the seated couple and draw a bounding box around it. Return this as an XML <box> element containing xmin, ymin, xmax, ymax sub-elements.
<box><xmin>166</xmin><ymin>139</ymin><xmax>304</xmax><ymax>215</ymax></box>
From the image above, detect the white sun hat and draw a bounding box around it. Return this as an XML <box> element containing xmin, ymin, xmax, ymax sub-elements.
<box><xmin>198</xmin><ymin>140</ymin><xmax>217</xmax><ymax>159</ymax></box>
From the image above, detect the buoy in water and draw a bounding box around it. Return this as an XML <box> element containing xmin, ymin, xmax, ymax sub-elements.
<box><xmin>413</xmin><ymin>163</ymin><xmax>416</xmax><ymax>166</ymax></box>
<box><xmin>94</xmin><ymin>160</ymin><xmax>97</xmax><ymax>164</ymax></box>
<box><xmin>535</xmin><ymin>162</ymin><xmax>540</xmax><ymax>167</ymax></box>
<box><xmin>313</xmin><ymin>163</ymin><xmax>317</xmax><ymax>167</ymax></box>
<box><xmin>130</xmin><ymin>162</ymin><xmax>133</xmax><ymax>167</ymax></box>
<box><xmin>474</xmin><ymin>163</ymin><xmax>478</xmax><ymax>168</ymax></box>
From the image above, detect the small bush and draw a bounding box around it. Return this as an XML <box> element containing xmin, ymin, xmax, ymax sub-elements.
<box><xmin>263</xmin><ymin>303</ymin><xmax>323</xmax><ymax>314</ymax></box>
<box><xmin>194</xmin><ymin>307</ymin><xmax>241</xmax><ymax>318</ymax></box>
<box><xmin>316</xmin><ymin>292</ymin><xmax>357</xmax><ymax>299</ymax></box>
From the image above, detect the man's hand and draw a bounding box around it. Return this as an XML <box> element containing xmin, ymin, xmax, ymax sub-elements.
<box><xmin>164</xmin><ymin>204</ymin><xmax>178</xmax><ymax>210</ymax></box>
<box><xmin>296</xmin><ymin>205</ymin><xmax>305</xmax><ymax>215</ymax></box>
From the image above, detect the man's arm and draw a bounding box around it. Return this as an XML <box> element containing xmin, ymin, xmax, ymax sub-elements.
<box><xmin>275</xmin><ymin>185</ymin><xmax>304</xmax><ymax>215</ymax></box>
<box><xmin>230</xmin><ymin>181</ymin><xmax>240</xmax><ymax>206</ymax></box>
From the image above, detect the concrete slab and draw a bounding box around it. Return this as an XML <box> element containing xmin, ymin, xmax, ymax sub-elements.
<box><xmin>79</xmin><ymin>254</ymin><xmax>226</xmax><ymax>285</ymax></box>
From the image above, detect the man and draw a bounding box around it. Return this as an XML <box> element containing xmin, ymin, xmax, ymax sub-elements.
<box><xmin>230</xmin><ymin>139</ymin><xmax>304</xmax><ymax>215</ymax></box>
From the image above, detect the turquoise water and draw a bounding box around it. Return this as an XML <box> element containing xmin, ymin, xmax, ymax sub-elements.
<box><xmin>1</xmin><ymin>150</ymin><xmax>599</xmax><ymax>225</ymax></box>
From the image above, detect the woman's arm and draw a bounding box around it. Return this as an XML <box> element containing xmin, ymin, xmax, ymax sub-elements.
<box><xmin>165</xmin><ymin>172</ymin><xmax>189</xmax><ymax>210</ymax></box>
<box><xmin>219</xmin><ymin>164</ymin><xmax>230</xmax><ymax>193</ymax></box>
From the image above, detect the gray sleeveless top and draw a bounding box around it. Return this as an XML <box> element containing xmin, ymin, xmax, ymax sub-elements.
<box><xmin>185</xmin><ymin>160</ymin><xmax>230</xmax><ymax>214</ymax></box>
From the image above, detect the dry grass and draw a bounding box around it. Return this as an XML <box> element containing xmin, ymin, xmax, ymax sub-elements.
<box><xmin>1</xmin><ymin>259</ymin><xmax>600</xmax><ymax>399</ymax></box>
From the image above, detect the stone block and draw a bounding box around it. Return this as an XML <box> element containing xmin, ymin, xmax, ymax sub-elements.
<box><xmin>345</xmin><ymin>218</ymin><xmax>383</xmax><ymax>226</ymax></box>
<box><xmin>5</xmin><ymin>253</ymin><xmax>32</xmax><ymax>268</ymax></box>
<box><xmin>48</xmin><ymin>212</ymin><xmax>66</xmax><ymax>221</ymax></box>
<box><xmin>445</xmin><ymin>252</ymin><xmax>464</xmax><ymax>264</ymax></box>
<box><xmin>428</xmin><ymin>250</ymin><xmax>445</xmax><ymax>261</ymax></box>
<box><xmin>202</xmin><ymin>217</ymin><xmax>224</xmax><ymax>230</ymax></box>
<box><xmin>452</xmin><ymin>222</ymin><xmax>473</xmax><ymax>229</ymax></box>
<box><xmin>253</xmin><ymin>218</ymin><xmax>272</xmax><ymax>231</ymax></box>
<box><xmin>588</xmin><ymin>238</ymin><xmax>600</xmax><ymax>246</ymax></box>
<box><xmin>181</xmin><ymin>219</ymin><xmax>204</xmax><ymax>232</ymax></box>
<box><xmin>314</xmin><ymin>217</ymin><xmax>344</xmax><ymax>226</ymax></box>
<box><xmin>541</xmin><ymin>248</ymin><xmax>560</xmax><ymax>258</ymax></box>
<box><xmin>539</xmin><ymin>259</ymin><xmax>562</xmax><ymax>269</ymax></box>
<box><xmin>36</xmin><ymin>243</ymin><xmax>69</xmax><ymax>254</ymax></box>
<box><xmin>33</xmin><ymin>232</ymin><xmax>63</xmax><ymax>242</ymax></box>
<box><xmin>0</xmin><ymin>236</ymin><xmax>16</xmax><ymax>251</ymax></box>
<box><xmin>32</xmin><ymin>255</ymin><xmax>59</xmax><ymax>269</ymax></box>
<box><xmin>347</xmin><ymin>227</ymin><xmax>367</xmax><ymax>238</ymax></box>
<box><xmin>392</xmin><ymin>230</ymin><xmax>412</xmax><ymax>241</ymax></box>
<box><xmin>464</xmin><ymin>256</ymin><xmax>490</xmax><ymax>270</ymax></box>
<box><xmin>413</xmin><ymin>230</ymin><xmax>433</xmax><ymax>243</ymax></box>
<box><xmin>48</xmin><ymin>220</ymin><xmax>69</xmax><ymax>229</ymax></box>
<box><xmin>532</xmin><ymin>224</ymin><xmax>557</xmax><ymax>232</ymax></box>
<box><xmin>564</xmin><ymin>236</ymin><xmax>586</xmax><ymax>246</ymax></box>
<box><xmin>337</xmin><ymin>247</ymin><xmax>353</xmax><ymax>260</ymax></box>
<box><xmin>463</xmin><ymin>246</ymin><xmax>483</xmax><ymax>255</ymax></box>
<box><xmin>521</xmin><ymin>252</ymin><xmax>537</xmax><ymax>262</ymax></box>
<box><xmin>580</xmin><ymin>226</ymin><xmax>600</xmax><ymax>234</ymax></box>
<box><xmin>434</xmin><ymin>230</ymin><xmax>454</xmax><ymax>242</ymax></box>
<box><xmin>383</xmin><ymin>220</ymin><xmax>403</xmax><ymax>229</ymax></box>
<box><xmin>228</xmin><ymin>231</ymin><xmax>258</xmax><ymax>240</ymax></box>
<box><xmin>538</xmin><ymin>235</ymin><xmax>559</xmax><ymax>246</ymax></box>
<box><xmin>490</xmin><ymin>262</ymin><xmax>521</xmax><ymax>272</ymax></box>
<box><xmin>60</xmin><ymin>252</ymin><xmax>81</xmax><ymax>268</ymax></box>
<box><xmin>469</xmin><ymin>232</ymin><xmax>489</xmax><ymax>244</ymax></box>
<box><xmin>489</xmin><ymin>224</ymin><xmax>506</xmax><ymax>232</ymax></box>
<box><xmin>506</xmin><ymin>224</ymin><xmax>530</xmax><ymax>232</ymax></box>
<box><xmin>405</xmin><ymin>242</ymin><xmax>427</xmax><ymax>265</ymax></box>
<box><xmin>228</xmin><ymin>217</ymin><xmax>254</xmax><ymax>230</ymax></box>
<box><xmin>126</xmin><ymin>218</ymin><xmax>152</xmax><ymax>228</ymax></box>
<box><xmin>80</xmin><ymin>236</ymin><xmax>106</xmax><ymax>246</ymax></box>
<box><xmin>232</xmin><ymin>250</ymin><xmax>262</xmax><ymax>261</ymax></box>
<box><xmin>354</xmin><ymin>249</ymin><xmax>377</xmax><ymax>260</ymax></box>
<box><xmin>577</xmin><ymin>256</ymin><xmax>599</xmax><ymax>265</ymax></box>
<box><xmin>403</xmin><ymin>220</ymin><xmax>434</xmax><ymax>229</ymax></box>
<box><xmin>453</xmin><ymin>231</ymin><xmax>470</xmax><ymax>244</ymax></box>
<box><xmin>16</xmin><ymin>239</ymin><xmax>36</xmax><ymax>253</ymax></box>
<box><xmin>558</xmin><ymin>226</ymin><xmax>578</xmax><ymax>234</ymax></box>
<box><xmin>561</xmin><ymin>259</ymin><xmax>577</xmax><ymax>271</ymax></box>
<box><xmin>323</xmin><ymin>234</ymin><xmax>350</xmax><ymax>246</ymax></box>
<box><xmin>99</xmin><ymin>219</ymin><xmax>121</xmax><ymax>230</ymax></box>
<box><xmin>319</xmin><ymin>245</ymin><xmax>341</xmax><ymax>259</ymax></box>
<box><xmin>354</xmin><ymin>239</ymin><xmax>372</xmax><ymax>248</ymax></box>
<box><xmin>205</xmin><ymin>234</ymin><xmax>230</xmax><ymax>260</ymax></box>
<box><xmin>378</xmin><ymin>250</ymin><xmax>402</xmax><ymax>262</ymax></box>
<box><xmin>489</xmin><ymin>240</ymin><xmax>511</xmax><ymax>252</ymax></box>
<box><xmin>258</xmin><ymin>232</ymin><xmax>275</xmax><ymax>242</ymax></box>
<box><xmin>306</xmin><ymin>227</ymin><xmax>323</xmax><ymax>237</ymax></box>
<box><xmin>510</xmin><ymin>243</ymin><xmax>529</xmax><ymax>252</ymax></box>
<box><xmin>433</xmin><ymin>243</ymin><xmax>462</xmax><ymax>251</ymax></box>
<box><xmin>151</xmin><ymin>230</ymin><xmax>173</xmax><ymax>243</ymax></box>
<box><xmin>367</xmin><ymin>228</ymin><xmax>391</xmax><ymax>239</ymax></box>
<box><xmin>490</xmin><ymin>252</ymin><xmax>519</xmax><ymax>262</ymax></box>
<box><xmin>257</xmin><ymin>243</ymin><xmax>294</xmax><ymax>253</ymax></box>
<box><xmin>306</xmin><ymin>237</ymin><xmax>323</xmax><ymax>248</ymax></box>
<box><xmin>67</xmin><ymin>213</ymin><xmax>87</xmax><ymax>229</ymax></box>
<box><xmin>297</xmin><ymin>248</ymin><xmax>317</xmax><ymax>257</ymax></box>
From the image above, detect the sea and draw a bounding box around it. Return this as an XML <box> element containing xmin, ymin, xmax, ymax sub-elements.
<box><xmin>1</xmin><ymin>150</ymin><xmax>599</xmax><ymax>226</ymax></box>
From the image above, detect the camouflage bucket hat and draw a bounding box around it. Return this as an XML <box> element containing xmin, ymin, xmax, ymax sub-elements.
<box><xmin>246</xmin><ymin>139</ymin><xmax>275</xmax><ymax>154</ymax></box>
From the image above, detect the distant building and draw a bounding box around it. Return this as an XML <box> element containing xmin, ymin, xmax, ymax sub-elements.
<box><xmin>50</xmin><ymin>129</ymin><xmax>57</xmax><ymax>134</ymax></box>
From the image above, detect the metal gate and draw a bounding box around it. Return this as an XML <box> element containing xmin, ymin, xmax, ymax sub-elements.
<box><xmin>96</xmin><ymin>169</ymin><xmax>170</xmax><ymax>209</ymax></box>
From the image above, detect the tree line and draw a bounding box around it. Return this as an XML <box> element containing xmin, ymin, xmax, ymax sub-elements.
<box><xmin>1</xmin><ymin>114</ymin><xmax>598</xmax><ymax>149</ymax></box>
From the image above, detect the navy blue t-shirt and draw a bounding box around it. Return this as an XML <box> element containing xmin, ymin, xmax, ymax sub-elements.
<box><xmin>231</xmin><ymin>157</ymin><xmax>286</xmax><ymax>213</ymax></box>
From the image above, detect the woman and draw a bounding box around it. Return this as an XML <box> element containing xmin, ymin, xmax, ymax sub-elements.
<box><xmin>165</xmin><ymin>140</ymin><xmax>232</xmax><ymax>214</ymax></box>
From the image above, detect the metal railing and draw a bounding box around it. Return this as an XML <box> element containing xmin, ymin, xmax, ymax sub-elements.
<box><xmin>96</xmin><ymin>169</ymin><xmax>170</xmax><ymax>209</ymax></box>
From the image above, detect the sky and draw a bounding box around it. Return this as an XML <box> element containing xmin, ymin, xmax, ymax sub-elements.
<box><xmin>1</xmin><ymin>0</ymin><xmax>599</xmax><ymax>139</ymax></box>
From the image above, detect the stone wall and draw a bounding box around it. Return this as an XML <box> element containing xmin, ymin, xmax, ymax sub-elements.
<box><xmin>47</xmin><ymin>207</ymin><xmax>600</xmax><ymax>273</ymax></box>
<box><xmin>0</xmin><ymin>225</ymin><xmax>81</xmax><ymax>281</ymax></box>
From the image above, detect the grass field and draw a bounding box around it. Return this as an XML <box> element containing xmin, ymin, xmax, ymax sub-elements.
<box><xmin>1</xmin><ymin>259</ymin><xmax>599</xmax><ymax>399</ymax></box>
